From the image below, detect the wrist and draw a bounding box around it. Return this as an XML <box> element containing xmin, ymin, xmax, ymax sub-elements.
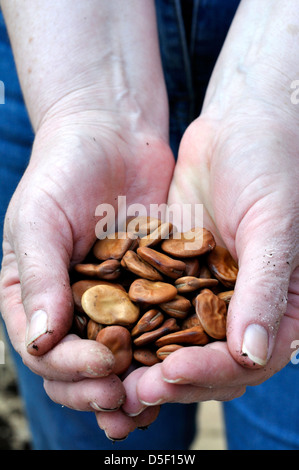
<box><xmin>2</xmin><ymin>0</ymin><xmax>168</xmax><ymax>136</ymax></box>
<box><xmin>202</xmin><ymin>0</ymin><xmax>299</xmax><ymax>129</ymax></box>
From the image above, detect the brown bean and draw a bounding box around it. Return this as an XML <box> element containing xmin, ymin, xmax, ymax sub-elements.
<box><xmin>72</xmin><ymin>313</ymin><xmax>88</xmax><ymax>338</ymax></box>
<box><xmin>96</xmin><ymin>326</ymin><xmax>132</xmax><ymax>375</ymax></box>
<box><xmin>207</xmin><ymin>246</ymin><xmax>238</xmax><ymax>288</ymax></box>
<box><xmin>155</xmin><ymin>325</ymin><xmax>209</xmax><ymax>347</ymax></box>
<box><xmin>182</xmin><ymin>257</ymin><xmax>201</xmax><ymax>277</ymax></box>
<box><xmin>138</xmin><ymin>222</ymin><xmax>173</xmax><ymax>248</ymax></box>
<box><xmin>174</xmin><ymin>276</ymin><xmax>219</xmax><ymax>294</ymax></box>
<box><xmin>128</xmin><ymin>279</ymin><xmax>177</xmax><ymax>305</ymax></box>
<box><xmin>181</xmin><ymin>312</ymin><xmax>202</xmax><ymax>329</ymax></box>
<box><xmin>121</xmin><ymin>250</ymin><xmax>163</xmax><ymax>281</ymax></box>
<box><xmin>133</xmin><ymin>348</ymin><xmax>161</xmax><ymax>366</ymax></box>
<box><xmin>159</xmin><ymin>295</ymin><xmax>192</xmax><ymax>319</ymax></box>
<box><xmin>87</xmin><ymin>319</ymin><xmax>104</xmax><ymax>340</ymax></box>
<box><xmin>217</xmin><ymin>290</ymin><xmax>234</xmax><ymax>304</ymax></box>
<box><xmin>137</xmin><ymin>246</ymin><xmax>186</xmax><ymax>279</ymax></box>
<box><xmin>156</xmin><ymin>344</ymin><xmax>184</xmax><ymax>360</ymax></box>
<box><xmin>133</xmin><ymin>318</ymin><xmax>180</xmax><ymax>347</ymax></box>
<box><xmin>81</xmin><ymin>284</ymin><xmax>140</xmax><ymax>326</ymax></box>
<box><xmin>198</xmin><ymin>265</ymin><xmax>213</xmax><ymax>279</ymax></box>
<box><xmin>74</xmin><ymin>260</ymin><xmax>121</xmax><ymax>280</ymax></box>
<box><xmin>71</xmin><ymin>279</ymin><xmax>125</xmax><ymax>313</ymax></box>
<box><xmin>131</xmin><ymin>309</ymin><xmax>164</xmax><ymax>337</ymax></box>
<box><xmin>195</xmin><ymin>289</ymin><xmax>227</xmax><ymax>339</ymax></box>
<box><xmin>161</xmin><ymin>227</ymin><xmax>216</xmax><ymax>258</ymax></box>
<box><xmin>126</xmin><ymin>216</ymin><xmax>161</xmax><ymax>237</ymax></box>
<box><xmin>93</xmin><ymin>232</ymin><xmax>137</xmax><ymax>260</ymax></box>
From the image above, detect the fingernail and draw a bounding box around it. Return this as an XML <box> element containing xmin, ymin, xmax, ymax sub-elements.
<box><xmin>89</xmin><ymin>402</ymin><xmax>119</xmax><ymax>412</ymax></box>
<box><xmin>140</xmin><ymin>398</ymin><xmax>163</xmax><ymax>406</ymax></box>
<box><xmin>242</xmin><ymin>324</ymin><xmax>268</xmax><ymax>366</ymax></box>
<box><xmin>26</xmin><ymin>310</ymin><xmax>48</xmax><ymax>347</ymax></box>
<box><xmin>126</xmin><ymin>406</ymin><xmax>146</xmax><ymax>417</ymax></box>
<box><xmin>104</xmin><ymin>431</ymin><xmax>129</xmax><ymax>442</ymax></box>
<box><xmin>163</xmin><ymin>377</ymin><xmax>184</xmax><ymax>384</ymax></box>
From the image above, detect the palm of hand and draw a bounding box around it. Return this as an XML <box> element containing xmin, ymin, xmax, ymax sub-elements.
<box><xmin>0</xmin><ymin>115</ymin><xmax>174</xmax><ymax>360</ymax></box>
<box><xmin>168</xmin><ymin>113</ymin><xmax>299</xmax><ymax>372</ymax></box>
<box><xmin>124</xmin><ymin>112</ymin><xmax>299</xmax><ymax>415</ymax></box>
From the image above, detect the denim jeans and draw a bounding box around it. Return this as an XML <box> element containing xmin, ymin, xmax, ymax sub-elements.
<box><xmin>1</xmin><ymin>0</ymin><xmax>298</xmax><ymax>451</ymax></box>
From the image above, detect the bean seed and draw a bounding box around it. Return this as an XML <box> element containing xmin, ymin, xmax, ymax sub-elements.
<box><xmin>70</xmin><ymin>217</ymin><xmax>238</xmax><ymax>376</ymax></box>
<box><xmin>81</xmin><ymin>284</ymin><xmax>140</xmax><ymax>326</ymax></box>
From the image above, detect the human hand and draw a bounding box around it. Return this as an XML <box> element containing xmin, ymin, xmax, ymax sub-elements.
<box><xmin>0</xmin><ymin>0</ymin><xmax>175</xmax><ymax>439</ymax></box>
<box><xmin>119</xmin><ymin>0</ymin><xmax>299</xmax><ymax>418</ymax></box>
<box><xmin>124</xmin><ymin>98</ymin><xmax>299</xmax><ymax>412</ymax></box>
<box><xmin>0</xmin><ymin>108</ymin><xmax>174</xmax><ymax>428</ymax></box>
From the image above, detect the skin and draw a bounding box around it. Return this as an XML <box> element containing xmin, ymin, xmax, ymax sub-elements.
<box><xmin>0</xmin><ymin>0</ymin><xmax>299</xmax><ymax>442</ymax></box>
<box><xmin>0</xmin><ymin>0</ymin><xmax>173</xmax><ymax>436</ymax></box>
<box><xmin>121</xmin><ymin>0</ymin><xmax>299</xmax><ymax>436</ymax></box>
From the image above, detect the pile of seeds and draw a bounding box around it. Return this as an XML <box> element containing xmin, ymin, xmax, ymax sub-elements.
<box><xmin>70</xmin><ymin>217</ymin><xmax>238</xmax><ymax>376</ymax></box>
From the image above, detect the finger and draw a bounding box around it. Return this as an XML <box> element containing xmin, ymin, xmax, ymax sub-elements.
<box><xmin>23</xmin><ymin>336</ymin><xmax>115</xmax><ymax>381</ymax></box>
<box><xmin>0</xmin><ymin>276</ymin><xmax>115</xmax><ymax>381</ymax></box>
<box><xmin>96</xmin><ymin>409</ymin><xmax>137</xmax><ymax>441</ymax></box>
<box><xmin>44</xmin><ymin>374</ymin><xmax>126</xmax><ymax>412</ymax></box>
<box><xmin>160</xmin><ymin>342</ymin><xmax>261</xmax><ymax>387</ymax></box>
<box><xmin>3</xmin><ymin>193</ymin><xmax>76</xmax><ymax>356</ymax></box>
<box><xmin>136</xmin><ymin>360</ymin><xmax>246</xmax><ymax>407</ymax></box>
<box><xmin>227</xmin><ymin>221</ymin><xmax>296</xmax><ymax>368</ymax></box>
<box><xmin>131</xmin><ymin>405</ymin><xmax>161</xmax><ymax>429</ymax></box>
<box><xmin>121</xmin><ymin>366</ymin><xmax>150</xmax><ymax>416</ymax></box>
<box><xmin>95</xmin><ymin>406</ymin><xmax>160</xmax><ymax>442</ymax></box>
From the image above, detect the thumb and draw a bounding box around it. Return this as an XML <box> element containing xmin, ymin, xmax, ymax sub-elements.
<box><xmin>226</xmin><ymin>224</ymin><xmax>296</xmax><ymax>369</ymax></box>
<box><xmin>10</xmin><ymin>210</ymin><xmax>75</xmax><ymax>356</ymax></box>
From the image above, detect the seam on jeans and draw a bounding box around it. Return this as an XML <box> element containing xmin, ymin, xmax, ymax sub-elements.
<box><xmin>190</xmin><ymin>0</ymin><xmax>200</xmax><ymax>59</ymax></box>
<box><xmin>174</xmin><ymin>0</ymin><xmax>195</xmax><ymax>122</ymax></box>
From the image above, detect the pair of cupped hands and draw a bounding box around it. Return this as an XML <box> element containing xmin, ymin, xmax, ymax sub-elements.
<box><xmin>1</xmin><ymin>82</ymin><xmax>299</xmax><ymax>441</ymax></box>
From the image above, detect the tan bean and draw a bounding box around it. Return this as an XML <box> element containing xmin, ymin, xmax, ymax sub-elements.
<box><xmin>133</xmin><ymin>318</ymin><xmax>180</xmax><ymax>347</ymax></box>
<box><xmin>74</xmin><ymin>260</ymin><xmax>121</xmax><ymax>280</ymax></box>
<box><xmin>138</xmin><ymin>222</ymin><xmax>173</xmax><ymax>248</ymax></box>
<box><xmin>198</xmin><ymin>265</ymin><xmax>213</xmax><ymax>279</ymax></box>
<box><xmin>131</xmin><ymin>309</ymin><xmax>164</xmax><ymax>337</ymax></box>
<box><xmin>156</xmin><ymin>344</ymin><xmax>184</xmax><ymax>360</ymax></box>
<box><xmin>155</xmin><ymin>325</ymin><xmax>209</xmax><ymax>347</ymax></box>
<box><xmin>218</xmin><ymin>290</ymin><xmax>234</xmax><ymax>304</ymax></box>
<box><xmin>195</xmin><ymin>289</ymin><xmax>227</xmax><ymax>339</ymax></box>
<box><xmin>87</xmin><ymin>319</ymin><xmax>104</xmax><ymax>340</ymax></box>
<box><xmin>93</xmin><ymin>232</ymin><xmax>137</xmax><ymax>260</ymax></box>
<box><xmin>126</xmin><ymin>216</ymin><xmax>161</xmax><ymax>237</ymax></box>
<box><xmin>96</xmin><ymin>326</ymin><xmax>132</xmax><ymax>375</ymax></box>
<box><xmin>71</xmin><ymin>279</ymin><xmax>125</xmax><ymax>313</ymax></box>
<box><xmin>207</xmin><ymin>246</ymin><xmax>238</xmax><ymax>288</ymax></box>
<box><xmin>182</xmin><ymin>257</ymin><xmax>201</xmax><ymax>277</ymax></box>
<box><xmin>161</xmin><ymin>227</ymin><xmax>216</xmax><ymax>258</ymax></box>
<box><xmin>174</xmin><ymin>276</ymin><xmax>218</xmax><ymax>294</ymax></box>
<box><xmin>181</xmin><ymin>312</ymin><xmax>202</xmax><ymax>329</ymax></box>
<box><xmin>81</xmin><ymin>284</ymin><xmax>140</xmax><ymax>326</ymax></box>
<box><xmin>121</xmin><ymin>250</ymin><xmax>163</xmax><ymax>281</ymax></box>
<box><xmin>133</xmin><ymin>348</ymin><xmax>161</xmax><ymax>366</ymax></box>
<box><xmin>159</xmin><ymin>295</ymin><xmax>192</xmax><ymax>319</ymax></box>
<box><xmin>128</xmin><ymin>279</ymin><xmax>177</xmax><ymax>305</ymax></box>
<box><xmin>72</xmin><ymin>313</ymin><xmax>87</xmax><ymax>338</ymax></box>
<box><xmin>137</xmin><ymin>246</ymin><xmax>186</xmax><ymax>279</ymax></box>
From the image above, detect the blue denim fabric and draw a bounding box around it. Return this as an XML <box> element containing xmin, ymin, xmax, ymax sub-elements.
<box><xmin>2</xmin><ymin>0</ymin><xmax>298</xmax><ymax>451</ymax></box>
<box><xmin>155</xmin><ymin>0</ymin><xmax>240</xmax><ymax>156</ymax></box>
<box><xmin>223</xmin><ymin>361</ymin><xmax>299</xmax><ymax>450</ymax></box>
